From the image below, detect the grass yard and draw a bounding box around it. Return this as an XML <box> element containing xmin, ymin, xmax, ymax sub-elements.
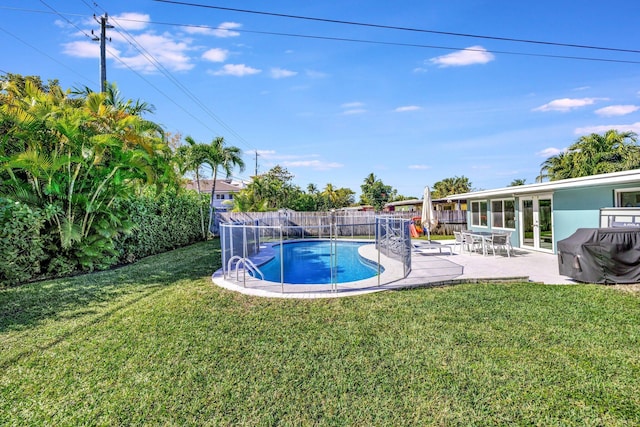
<box><xmin>1</xmin><ymin>239</ymin><xmax>639</xmax><ymax>426</ymax></box>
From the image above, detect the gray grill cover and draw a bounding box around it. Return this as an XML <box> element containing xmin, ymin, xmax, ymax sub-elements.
<box><xmin>557</xmin><ymin>228</ymin><xmax>640</xmax><ymax>284</ymax></box>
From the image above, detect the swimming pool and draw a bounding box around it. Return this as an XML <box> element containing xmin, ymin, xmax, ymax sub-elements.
<box><xmin>257</xmin><ymin>240</ymin><xmax>382</xmax><ymax>284</ymax></box>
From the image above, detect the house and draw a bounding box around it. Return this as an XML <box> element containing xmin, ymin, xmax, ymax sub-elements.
<box><xmin>183</xmin><ymin>179</ymin><xmax>245</xmax><ymax>212</ymax></box>
<box><xmin>384</xmin><ymin>199</ymin><xmax>421</xmax><ymax>212</ymax></box>
<box><xmin>383</xmin><ymin>198</ymin><xmax>467</xmax><ymax>212</ymax></box>
<box><xmin>447</xmin><ymin>169</ymin><xmax>640</xmax><ymax>254</ymax></box>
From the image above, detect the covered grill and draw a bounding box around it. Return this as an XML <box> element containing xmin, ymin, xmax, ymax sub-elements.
<box><xmin>557</xmin><ymin>228</ymin><xmax>640</xmax><ymax>284</ymax></box>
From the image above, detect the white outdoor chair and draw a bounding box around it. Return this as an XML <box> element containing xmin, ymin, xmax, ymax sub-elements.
<box><xmin>452</xmin><ymin>231</ymin><xmax>464</xmax><ymax>253</ymax></box>
<box><xmin>486</xmin><ymin>232</ymin><xmax>512</xmax><ymax>257</ymax></box>
<box><xmin>462</xmin><ymin>232</ymin><xmax>483</xmax><ymax>254</ymax></box>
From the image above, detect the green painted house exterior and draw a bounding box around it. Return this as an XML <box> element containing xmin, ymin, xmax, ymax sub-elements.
<box><xmin>448</xmin><ymin>169</ymin><xmax>640</xmax><ymax>254</ymax></box>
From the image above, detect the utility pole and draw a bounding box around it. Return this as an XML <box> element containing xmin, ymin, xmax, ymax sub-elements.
<box><xmin>254</xmin><ymin>150</ymin><xmax>259</xmax><ymax>177</ymax></box>
<box><xmin>92</xmin><ymin>14</ymin><xmax>113</xmax><ymax>93</ymax></box>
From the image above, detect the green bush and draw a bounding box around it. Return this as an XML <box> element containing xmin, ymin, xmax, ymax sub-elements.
<box><xmin>0</xmin><ymin>198</ymin><xmax>46</xmax><ymax>287</ymax></box>
<box><xmin>0</xmin><ymin>190</ymin><xmax>205</xmax><ymax>286</ymax></box>
<box><xmin>114</xmin><ymin>190</ymin><xmax>206</xmax><ymax>263</ymax></box>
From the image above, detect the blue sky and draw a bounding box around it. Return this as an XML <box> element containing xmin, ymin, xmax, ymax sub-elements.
<box><xmin>2</xmin><ymin>1</ymin><xmax>640</xmax><ymax>198</ymax></box>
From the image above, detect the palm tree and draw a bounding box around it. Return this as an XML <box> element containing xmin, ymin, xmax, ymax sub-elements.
<box><xmin>539</xmin><ymin>130</ymin><xmax>639</xmax><ymax>181</ymax></box>
<box><xmin>432</xmin><ymin>176</ymin><xmax>472</xmax><ymax>198</ymax></box>
<box><xmin>72</xmin><ymin>83</ymin><xmax>155</xmax><ymax>116</ymax></box>
<box><xmin>1</xmin><ymin>79</ymin><xmax>172</xmax><ymax>269</ymax></box>
<box><xmin>509</xmin><ymin>178</ymin><xmax>527</xmax><ymax>186</ymax></box>
<box><xmin>307</xmin><ymin>183</ymin><xmax>318</xmax><ymax>194</ymax></box>
<box><xmin>175</xmin><ymin>136</ymin><xmax>208</xmax><ymax>239</ymax></box>
<box><xmin>321</xmin><ymin>183</ymin><xmax>339</xmax><ymax>209</ymax></box>
<box><xmin>206</xmin><ymin>137</ymin><xmax>245</xmax><ymax>234</ymax></box>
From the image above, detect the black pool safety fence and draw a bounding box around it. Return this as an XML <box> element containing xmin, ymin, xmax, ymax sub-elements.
<box><xmin>218</xmin><ymin>213</ymin><xmax>412</xmax><ymax>294</ymax></box>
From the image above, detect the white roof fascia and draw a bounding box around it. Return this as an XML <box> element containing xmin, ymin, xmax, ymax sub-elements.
<box><xmin>447</xmin><ymin>169</ymin><xmax>640</xmax><ymax>200</ymax></box>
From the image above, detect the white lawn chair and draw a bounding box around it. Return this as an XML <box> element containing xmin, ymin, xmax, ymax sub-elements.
<box><xmin>486</xmin><ymin>232</ymin><xmax>512</xmax><ymax>257</ymax></box>
<box><xmin>452</xmin><ymin>231</ymin><xmax>464</xmax><ymax>253</ymax></box>
<box><xmin>462</xmin><ymin>231</ymin><xmax>482</xmax><ymax>254</ymax></box>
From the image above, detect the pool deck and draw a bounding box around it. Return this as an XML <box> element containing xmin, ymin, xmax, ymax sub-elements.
<box><xmin>212</xmin><ymin>241</ymin><xmax>578</xmax><ymax>299</ymax></box>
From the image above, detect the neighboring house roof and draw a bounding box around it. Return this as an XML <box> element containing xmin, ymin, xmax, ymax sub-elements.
<box><xmin>447</xmin><ymin>169</ymin><xmax>640</xmax><ymax>200</ymax></box>
<box><xmin>384</xmin><ymin>198</ymin><xmax>466</xmax><ymax>209</ymax></box>
<box><xmin>184</xmin><ymin>179</ymin><xmax>245</xmax><ymax>193</ymax></box>
<box><xmin>384</xmin><ymin>199</ymin><xmax>421</xmax><ymax>208</ymax></box>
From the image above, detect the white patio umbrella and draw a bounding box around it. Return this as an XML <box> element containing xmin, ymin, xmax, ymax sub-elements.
<box><xmin>421</xmin><ymin>186</ymin><xmax>437</xmax><ymax>240</ymax></box>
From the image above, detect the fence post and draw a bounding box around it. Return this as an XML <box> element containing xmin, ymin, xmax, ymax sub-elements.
<box><xmin>242</xmin><ymin>225</ymin><xmax>247</xmax><ymax>288</ymax></box>
<box><xmin>280</xmin><ymin>225</ymin><xmax>284</xmax><ymax>293</ymax></box>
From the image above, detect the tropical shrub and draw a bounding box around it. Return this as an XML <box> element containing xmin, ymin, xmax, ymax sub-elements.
<box><xmin>0</xmin><ymin>198</ymin><xmax>46</xmax><ymax>287</ymax></box>
<box><xmin>1</xmin><ymin>77</ymin><xmax>176</xmax><ymax>273</ymax></box>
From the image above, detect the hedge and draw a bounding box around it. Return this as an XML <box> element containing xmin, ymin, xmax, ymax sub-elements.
<box><xmin>0</xmin><ymin>190</ymin><xmax>207</xmax><ymax>287</ymax></box>
<box><xmin>0</xmin><ymin>198</ymin><xmax>47</xmax><ymax>287</ymax></box>
<box><xmin>114</xmin><ymin>190</ymin><xmax>207</xmax><ymax>263</ymax></box>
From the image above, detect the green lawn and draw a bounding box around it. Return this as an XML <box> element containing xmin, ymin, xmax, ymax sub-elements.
<box><xmin>1</xmin><ymin>240</ymin><xmax>639</xmax><ymax>426</ymax></box>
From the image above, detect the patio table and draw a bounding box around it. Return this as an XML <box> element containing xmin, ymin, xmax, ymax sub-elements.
<box><xmin>466</xmin><ymin>231</ymin><xmax>508</xmax><ymax>256</ymax></box>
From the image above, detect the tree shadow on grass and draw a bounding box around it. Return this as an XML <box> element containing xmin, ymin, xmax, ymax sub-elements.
<box><xmin>0</xmin><ymin>239</ymin><xmax>222</xmax><ymax>334</ymax></box>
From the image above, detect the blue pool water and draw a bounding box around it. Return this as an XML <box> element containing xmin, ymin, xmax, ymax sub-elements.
<box><xmin>257</xmin><ymin>240</ymin><xmax>382</xmax><ymax>284</ymax></box>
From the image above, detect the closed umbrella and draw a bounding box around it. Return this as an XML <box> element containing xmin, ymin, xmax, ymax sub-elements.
<box><xmin>421</xmin><ymin>186</ymin><xmax>437</xmax><ymax>241</ymax></box>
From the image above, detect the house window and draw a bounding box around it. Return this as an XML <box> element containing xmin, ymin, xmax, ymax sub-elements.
<box><xmin>471</xmin><ymin>201</ymin><xmax>488</xmax><ymax>227</ymax></box>
<box><xmin>229</xmin><ymin>194</ymin><xmax>233</xmax><ymax>199</ymax></box>
<box><xmin>491</xmin><ymin>199</ymin><xmax>516</xmax><ymax>229</ymax></box>
<box><xmin>216</xmin><ymin>194</ymin><xmax>225</xmax><ymax>199</ymax></box>
<box><xmin>616</xmin><ymin>188</ymin><xmax>640</xmax><ymax>207</ymax></box>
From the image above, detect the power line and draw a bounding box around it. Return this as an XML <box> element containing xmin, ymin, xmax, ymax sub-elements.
<box><xmin>1</xmin><ymin>3</ymin><xmax>257</xmax><ymax>154</ymax></box>
<box><xmin>38</xmin><ymin>0</ymin><xmax>95</xmax><ymax>41</ymax></box>
<box><xmin>4</xmin><ymin>6</ymin><xmax>639</xmax><ymax>68</ymax></box>
<box><xmin>0</xmin><ymin>25</ymin><xmax>94</xmax><ymax>86</ymax></box>
<box><xmin>131</xmin><ymin>19</ymin><xmax>640</xmax><ymax>65</ymax></box>
<box><xmin>97</xmin><ymin>7</ymin><xmax>257</xmax><ymax>152</ymax></box>
<box><xmin>153</xmin><ymin>0</ymin><xmax>640</xmax><ymax>55</ymax></box>
<box><xmin>79</xmin><ymin>1</ymin><xmax>258</xmax><ymax>153</ymax></box>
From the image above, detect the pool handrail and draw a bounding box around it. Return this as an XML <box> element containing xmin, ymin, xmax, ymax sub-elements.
<box><xmin>227</xmin><ymin>255</ymin><xmax>265</xmax><ymax>282</ymax></box>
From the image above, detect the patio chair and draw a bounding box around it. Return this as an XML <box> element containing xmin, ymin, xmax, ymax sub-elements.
<box><xmin>486</xmin><ymin>232</ymin><xmax>512</xmax><ymax>257</ymax></box>
<box><xmin>462</xmin><ymin>232</ymin><xmax>483</xmax><ymax>254</ymax></box>
<box><xmin>452</xmin><ymin>231</ymin><xmax>464</xmax><ymax>253</ymax></box>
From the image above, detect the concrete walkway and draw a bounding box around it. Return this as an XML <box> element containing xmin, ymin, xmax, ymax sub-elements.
<box><xmin>212</xmin><ymin>241</ymin><xmax>577</xmax><ymax>299</ymax></box>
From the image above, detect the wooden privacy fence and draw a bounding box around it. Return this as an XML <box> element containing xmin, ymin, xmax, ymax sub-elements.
<box><xmin>217</xmin><ymin>210</ymin><xmax>467</xmax><ymax>236</ymax></box>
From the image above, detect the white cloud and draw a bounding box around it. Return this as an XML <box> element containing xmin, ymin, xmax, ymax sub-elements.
<box><xmin>282</xmin><ymin>160</ymin><xmax>343</xmax><ymax>170</ymax></box>
<box><xmin>183</xmin><ymin>25</ymin><xmax>216</xmax><ymax>35</ymax></box>
<box><xmin>212</xmin><ymin>64</ymin><xmax>261</xmax><ymax>76</ymax></box>
<box><xmin>395</xmin><ymin>105</ymin><xmax>421</xmax><ymax>112</ymax></box>
<box><xmin>62</xmin><ymin>41</ymin><xmax>102</xmax><ymax>59</ymax></box>
<box><xmin>256</xmin><ymin>150</ymin><xmax>277</xmax><ymax>157</ymax></box>
<box><xmin>270</xmin><ymin>68</ymin><xmax>297</xmax><ymax>79</ymax></box>
<box><xmin>183</xmin><ymin>22</ymin><xmax>241</xmax><ymax>37</ymax></box>
<box><xmin>537</xmin><ymin>147</ymin><xmax>565</xmax><ymax>157</ymax></box>
<box><xmin>430</xmin><ymin>46</ymin><xmax>495</xmax><ymax>67</ymax></box>
<box><xmin>54</xmin><ymin>19</ymin><xmax>73</xmax><ymax>29</ymax></box>
<box><xmin>256</xmin><ymin>151</ymin><xmax>341</xmax><ymax>170</ymax></box>
<box><xmin>109</xmin><ymin>13</ymin><xmax>150</xmax><ymax>31</ymax></box>
<box><xmin>594</xmin><ymin>105</ymin><xmax>639</xmax><ymax>117</ymax></box>
<box><xmin>62</xmin><ymin>15</ymin><xmax>196</xmax><ymax>73</ymax></box>
<box><xmin>341</xmin><ymin>102</ymin><xmax>364</xmax><ymax>109</ymax></box>
<box><xmin>533</xmin><ymin>97</ymin><xmax>602</xmax><ymax>112</ymax></box>
<box><xmin>202</xmin><ymin>48</ymin><xmax>229</xmax><ymax>63</ymax></box>
<box><xmin>120</xmin><ymin>33</ymin><xmax>194</xmax><ymax>72</ymax></box>
<box><xmin>574</xmin><ymin>122</ymin><xmax>640</xmax><ymax>135</ymax></box>
<box><xmin>342</xmin><ymin>109</ymin><xmax>367</xmax><ymax>115</ymax></box>
<box><xmin>408</xmin><ymin>164</ymin><xmax>430</xmax><ymax>170</ymax></box>
<box><xmin>306</xmin><ymin>69</ymin><xmax>328</xmax><ymax>79</ymax></box>
<box><xmin>212</xmin><ymin>22</ymin><xmax>241</xmax><ymax>38</ymax></box>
